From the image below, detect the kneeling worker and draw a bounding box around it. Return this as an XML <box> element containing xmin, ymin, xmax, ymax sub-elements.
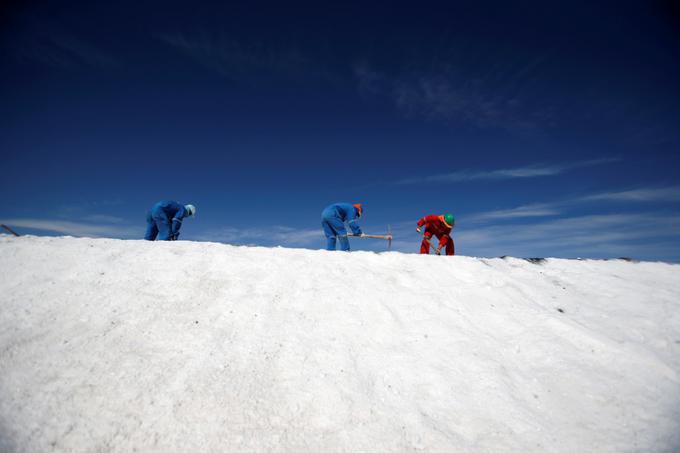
<box><xmin>321</xmin><ymin>203</ymin><xmax>363</xmax><ymax>251</ymax></box>
<box><xmin>416</xmin><ymin>213</ymin><xmax>455</xmax><ymax>255</ymax></box>
<box><xmin>145</xmin><ymin>200</ymin><xmax>196</xmax><ymax>241</ymax></box>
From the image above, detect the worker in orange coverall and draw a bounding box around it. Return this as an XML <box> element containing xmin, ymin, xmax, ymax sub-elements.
<box><xmin>416</xmin><ymin>213</ymin><xmax>455</xmax><ymax>255</ymax></box>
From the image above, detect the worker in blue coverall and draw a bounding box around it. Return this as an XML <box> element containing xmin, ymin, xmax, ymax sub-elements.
<box><xmin>144</xmin><ymin>200</ymin><xmax>196</xmax><ymax>241</ymax></box>
<box><xmin>321</xmin><ymin>203</ymin><xmax>363</xmax><ymax>251</ymax></box>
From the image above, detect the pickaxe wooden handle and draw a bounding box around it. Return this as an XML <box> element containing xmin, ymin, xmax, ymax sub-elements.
<box><xmin>1</xmin><ymin>224</ymin><xmax>20</xmax><ymax>237</ymax></box>
<box><xmin>353</xmin><ymin>234</ymin><xmax>391</xmax><ymax>240</ymax></box>
<box><xmin>422</xmin><ymin>234</ymin><xmax>440</xmax><ymax>255</ymax></box>
<box><xmin>350</xmin><ymin>231</ymin><xmax>393</xmax><ymax>251</ymax></box>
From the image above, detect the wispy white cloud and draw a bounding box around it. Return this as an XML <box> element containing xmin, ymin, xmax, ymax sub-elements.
<box><xmin>195</xmin><ymin>225</ymin><xmax>322</xmax><ymax>247</ymax></box>
<box><xmin>58</xmin><ymin>200</ymin><xmax>126</xmax><ymax>218</ymax></box>
<box><xmin>396</xmin><ymin>158</ymin><xmax>618</xmax><ymax>185</ymax></box>
<box><xmin>579</xmin><ymin>186</ymin><xmax>680</xmax><ymax>203</ymax></box>
<box><xmin>81</xmin><ymin>214</ymin><xmax>126</xmax><ymax>224</ymax></box>
<box><xmin>0</xmin><ymin>218</ymin><xmax>137</xmax><ymax>238</ymax></box>
<box><xmin>393</xmin><ymin>76</ymin><xmax>527</xmax><ymax>129</ymax></box>
<box><xmin>353</xmin><ymin>57</ymin><xmax>555</xmax><ymax>135</ymax></box>
<box><xmin>353</xmin><ymin>62</ymin><xmax>385</xmax><ymax>96</ymax></box>
<box><xmin>465</xmin><ymin>204</ymin><xmax>562</xmax><ymax>222</ymax></box>
<box><xmin>461</xmin><ymin>184</ymin><xmax>680</xmax><ymax>225</ymax></box>
<box><xmin>157</xmin><ymin>32</ymin><xmax>300</xmax><ymax>77</ymax></box>
<box><xmin>14</xmin><ymin>30</ymin><xmax>118</xmax><ymax>69</ymax></box>
<box><xmin>456</xmin><ymin>213</ymin><xmax>680</xmax><ymax>260</ymax></box>
<box><xmin>156</xmin><ymin>32</ymin><xmax>338</xmax><ymax>85</ymax></box>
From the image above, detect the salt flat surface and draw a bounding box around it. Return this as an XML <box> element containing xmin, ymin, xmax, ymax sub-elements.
<box><xmin>1</xmin><ymin>236</ymin><xmax>679</xmax><ymax>452</ymax></box>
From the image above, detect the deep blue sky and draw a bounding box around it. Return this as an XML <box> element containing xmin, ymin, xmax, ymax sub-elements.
<box><xmin>2</xmin><ymin>1</ymin><xmax>679</xmax><ymax>260</ymax></box>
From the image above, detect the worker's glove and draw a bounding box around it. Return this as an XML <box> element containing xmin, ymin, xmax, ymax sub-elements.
<box><xmin>354</xmin><ymin>230</ymin><xmax>363</xmax><ymax>236</ymax></box>
<box><xmin>416</xmin><ymin>227</ymin><xmax>422</xmax><ymax>233</ymax></box>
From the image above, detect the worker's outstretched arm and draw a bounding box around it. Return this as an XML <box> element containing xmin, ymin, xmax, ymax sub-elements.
<box><xmin>171</xmin><ymin>205</ymin><xmax>187</xmax><ymax>239</ymax></box>
<box><xmin>417</xmin><ymin>215</ymin><xmax>438</xmax><ymax>232</ymax></box>
<box><xmin>348</xmin><ymin>217</ymin><xmax>362</xmax><ymax>235</ymax></box>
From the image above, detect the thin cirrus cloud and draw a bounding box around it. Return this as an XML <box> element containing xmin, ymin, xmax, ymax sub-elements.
<box><xmin>0</xmin><ymin>218</ymin><xmax>322</xmax><ymax>247</ymax></box>
<box><xmin>465</xmin><ymin>203</ymin><xmax>562</xmax><ymax>222</ymax></box>
<box><xmin>578</xmin><ymin>186</ymin><xmax>680</xmax><ymax>203</ymax></box>
<box><xmin>353</xmin><ymin>55</ymin><xmax>554</xmax><ymax>135</ymax></box>
<box><xmin>455</xmin><ymin>212</ymin><xmax>680</xmax><ymax>260</ymax></box>
<box><xmin>156</xmin><ymin>32</ymin><xmax>303</xmax><ymax>77</ymax></box>
<box><xmin>155</xmin><ymin>32</ymin><xmax>338</xmax><ymax>85</ymax></box>
<box><xmin>463</xmin><ymin>184</ymin><xmax>680</xmax><ymax>223</ymax></box>
<box><xmin>0</xmin><ymin>218</ymin><xmax>137</xmax><ymax>238</ymax></box>
<box><xmin>11</xmin><ymin>20</ymin><xmax>118</xmax><ymax>69</ymax></box>
<box><xmin>195</xmin><ymin>226</ymin><xmax>322</xmax><ymax>247</ymax></box>
<box><xmin>396</xmin><ymin>158</ymin><xmax>619</xmax><ymax>185</ymax></box>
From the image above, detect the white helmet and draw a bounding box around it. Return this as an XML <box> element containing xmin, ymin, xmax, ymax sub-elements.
<box><xmin>185</xmin><ymin>204</ymin><xmax>196</xmax><ymax>217</ymax></box>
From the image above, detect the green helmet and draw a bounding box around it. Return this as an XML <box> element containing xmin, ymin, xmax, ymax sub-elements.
<box><xmin>443</xmin><ymin>213</ymin><xmax>455</xmax><ymax>226</ymax></box>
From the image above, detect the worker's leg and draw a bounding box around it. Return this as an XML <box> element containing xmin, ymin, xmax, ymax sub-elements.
<box><xmin>420</xmin><ymin>231</ymin><xmax>433</xmax><ymax>254</ymax></box>
<box><xmin>444</xmin><ymin>236</ymin><xmax>455</xmax><ymax>256</ymax></box>
<box><xmin>322</xmin><ymin>219</ymin><xmax>337</xmax><ymax>250</ymax></box>
<box><xmin>328</xmin><ymin>216</ymin><xmax>350</xmax><ymax>251</ymax></box>
<box><xmin>144</xmin><ymin>211</ymin><xmax>158</xmax><ymax>241</ymax></box>
<box><xmin>153</xmin><ymin>209</ymin><xmax>173</xmax><ymax>241</ymax></box>
<box><xmin>337</xmin><ymin>235</ymin><xmax>350</xmax><ymax>251</ymax></box>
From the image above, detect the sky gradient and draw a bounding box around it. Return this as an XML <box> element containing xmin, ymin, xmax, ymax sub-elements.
<box><xmin>2</xmin><ymin>1</ymin><xmax>679</xmax><ymax>260</ymax></box>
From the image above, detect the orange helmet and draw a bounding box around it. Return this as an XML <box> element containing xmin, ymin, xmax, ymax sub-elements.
<box><xmin>353</xmin><ymin>203</ymin><xmax>363</xmax><ymax>217</ymax></box>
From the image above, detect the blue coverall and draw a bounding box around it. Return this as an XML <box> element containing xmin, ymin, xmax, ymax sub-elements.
<box><xmin>144</xmin><ymin>200</ymin><xmax>188</xmax><ymax>241</ymax></box>
<box><xmin>321</xmin><ymin>203</ymin><xmax>362</xmax><ymax>251</ymax></box>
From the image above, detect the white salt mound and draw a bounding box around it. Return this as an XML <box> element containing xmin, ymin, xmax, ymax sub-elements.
<box><xmin>1</xmin><ymin>236</ymin><xmax>679</xmax><ymax>452</ymax></box>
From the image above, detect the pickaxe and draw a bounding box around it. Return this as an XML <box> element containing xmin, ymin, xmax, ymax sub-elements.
<box><xmin>350</xmin><ymin>225</ymin><xmax>393</xmax><ymax>250</ymax></box>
